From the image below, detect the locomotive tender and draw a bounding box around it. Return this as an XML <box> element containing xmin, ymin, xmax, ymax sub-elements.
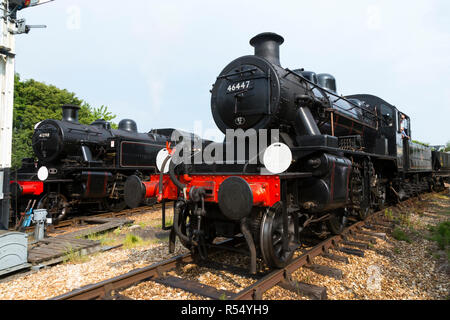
<box><xmin>125</xmin><ymin>33</ymin><xmax>449</xmax><ymax>273</ymax></box>
<box><xmin>11</xmin><ymin>104</ymin><xmax>172</xmax><ymax>221</ymax></box>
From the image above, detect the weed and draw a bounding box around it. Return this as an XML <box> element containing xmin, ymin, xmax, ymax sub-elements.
<box><xmin>87</xmin><ymin>232</ymin><xmax>120</xmax><ymax>246</ymax></box>
<box><xmin>149</xmin><ymin>238</ymin><xmax>161</xmax><ymax>245</ymax></box>
<box><xmin>123</xmin><ymin>234</ymin><xmax>149</xmax><ymax>249</ymax></box>
<box><xmin>429</xmin><ymin>221</ymin><xmax>450</xmax><ymax>250</ymax></box>
<box><xmin>384</xmin><ymin>208</ymin><xmax>394</xmax><ymax>221</ymax></box>
<box><xmin>398</xmin><ymin>212</ymin><xmax>413</xmax><ymax>229</ymax></box>
<box><xmin>219</xmin><ymin>293</ymin><xmax>228</xmax><ymax>301</ymax></box>
<box><xmin>393</xmin><ymin>247</ymin><xmax>401</xmax><ymax>254</ymax></box>
<box><xmin>113</xmin><ymin>227</ymin><xmax>122</xmax><ymax>236</ymax></box>
<box><xmin>155</xmin><ymin>217</ymin><xmax>174</xmax><ymax>230</ymax></box>
<box><xmin>139</xmin><ymin>222</ymin><xmax>148</xmax><ymax>229</ymax></box>
<box><xmin>432</xmin><ymin>253</ymin><xmax>441</xmax><ymax>260</ymax></box>
<box><xmin>63</xmin><ymin>245</ymin><xmax>89</xmax><ymax>264</ymax></box>
<box><xmin>392</xmin><ymin>228</ymin><xmax>411</xmax><ymax>243</ymax></box>
<box><xmin>435</xmin><ymin>194</ymin><xmax>449</xmax><ymax>200</ymax></box>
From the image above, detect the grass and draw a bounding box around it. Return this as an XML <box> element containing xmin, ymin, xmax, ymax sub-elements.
<box><xmin>219</xmin><ymin>293</ymin><xmax>228</xmax><ymax>301</ymax></box>
<box><xmin>429</xmin><ymin>221</ymin><xmax>450</xmax><ymax>250</ymax></box>
<box><xmin>432</xmin><ymin>252</ymin><xmax>442</xmax><ymax>260</ymax></box>
<box><xmin>123</xmin><ymin>234</ymin><xmax>150</xmax><ymax>249</ymax></box>
<box><xmin>154</xmin><ymin>217</ymin><xmax>174</xmax><ymax>230</ymax></box>
<box><xmin>435</xmin><ymin>194</ymin><xmax>449</xmax><ymax>200</ymax></box>
<box><xmin>392</xmin><ymin>227</ymin><xmax>412</xmax><ymax>243</ymax></box>
<box><xmin>86</xmin><ymin>232</ymin><xmax>121</xmax><ymax>246</ymax></box>
<box><xmin>385</xmin><ymin>208</ymin><xmax>414</xmax><ymax>229</ymax></box>
<box><xmin>384</xmin><ymin>208</ymin><xmax>394</xmax><ymax>221</ymax></box>
<box><xmin>63</xmin><ymin>245</ymin><xmax>90</xmax><ymax>264</ymax></box>
<box><xmin>397</xmin><ymin>212</ymin><xmax>413</xmax><ymax>229</ymax></box>
<box><xmin>139</xmin><ymin>222</ymin><xmax>149</xmax><ymax>229</ymax></box>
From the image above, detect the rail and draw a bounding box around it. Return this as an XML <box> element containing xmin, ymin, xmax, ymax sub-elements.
<box><xmin>51</xmin><ymin>203</ymin><xmax>393</xmax><ymax>301</ymax></box>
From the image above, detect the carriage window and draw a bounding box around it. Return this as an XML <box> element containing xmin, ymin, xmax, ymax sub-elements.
<box><xmin>380</xmin><ymin>104</ymin><xmax>393</xmax><ymax>127</ymax></box>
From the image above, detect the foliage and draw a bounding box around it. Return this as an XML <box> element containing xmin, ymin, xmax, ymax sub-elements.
<box><xmin>429</xmin><ymin>221</ymin><xmax>450</xmax><ymax>250</ymax></box>
<box><xmin>12</xmin><ymin>74</ymin><xmax>117</xmax><ymax>168</ymax></box>
<box><xmin>113</xmin><ymin>227</ymin><xmax>122</xmax><ymax>236</ymax></box>
<box><xmin>384</xmin><ymin>208</ymin><xmax>394</xmax><ymax>221</ymax></box>
<box><xmin>445</xmin><ymin>141</ymin><xmax>450</xmax><ymax>152</ymax></box>
<box><xmin>392</xmin><ymin>227</ymin><xmax>411</xmax><ymax>243</ymax></box>
<box><xmin>62</xmin><ymin>245</ymin><xmax>89</xmax><ymax>264</ymax></box>
<box><xmin>87</xmin><ymin>232</ymin><xmax>120</xmax><ymax>247</ymax></box>
<box><xmin>123</xmin><ymin>234</ymin><xmax>145</xmax><ymax>249</ymax></box>
<box><xmin>412</xmin><ymin>140</ymin><xmax>430</xmax><ymax>147</ymax></box>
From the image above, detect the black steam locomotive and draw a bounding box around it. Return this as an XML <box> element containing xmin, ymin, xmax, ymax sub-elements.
<box><xmin>10</xmin><ymin>104</ymin><xmax>173</xmax><ymax>221</ymax></box>
<box><xmin>128</xmin><ymin>33</ymin><xmax>449</xmax><ymax>273</ymax></box>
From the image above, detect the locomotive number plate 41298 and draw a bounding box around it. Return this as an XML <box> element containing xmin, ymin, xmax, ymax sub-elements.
<box><xmin>227</xmin><ymin>81</ymin><xmax>252</xmax><ymax>94</ymax></box>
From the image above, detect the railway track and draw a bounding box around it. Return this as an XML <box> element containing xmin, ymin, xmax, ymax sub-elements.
<box><xmin>51</xmin><ymin>198</ymin><xmax>408</xmax><ymax>301</ymax></box>
<box><xmin>22</xmin><ymin>203</ymin><xmax>164</xmax><ymax>234</ymax></box>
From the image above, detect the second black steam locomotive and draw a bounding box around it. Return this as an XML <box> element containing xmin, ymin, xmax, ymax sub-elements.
<box><xmin>11</xmin><ymin>104</ymin><xmax>173</xmax><ymax>221</ymax></box>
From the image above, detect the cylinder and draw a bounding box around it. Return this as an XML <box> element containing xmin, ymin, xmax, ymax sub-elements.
<box><xmin>10</xmin><ymin>181</ymin><xmax>44</xmax><ymax>197</ymax></box>
<box><xmin>295</xmin><ymin>106</ymin><xmax>321</xmax><ymax>136</ymax></box>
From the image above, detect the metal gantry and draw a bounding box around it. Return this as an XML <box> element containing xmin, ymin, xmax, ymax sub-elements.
<box><xmin>0</xmin><ymin>0</ymin><xmax>16</xmax><ymax>230</ymax></box>
<box><xmin>0</xmin><ymin>0</ymin><xmax>52</xmax><ymax>230</ymax></box>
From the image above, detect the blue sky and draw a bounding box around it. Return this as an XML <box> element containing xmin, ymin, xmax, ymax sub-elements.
<box><xmin>15</xmin><ymin>0</ymin><xmax>450</xmax><ymax>145</ymax></box>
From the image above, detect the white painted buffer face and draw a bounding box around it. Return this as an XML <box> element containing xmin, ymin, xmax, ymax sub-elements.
<box><xmin>37</xmin><ymin>166</ymin><xmax>49</xmax><ymax>181</ymax></box>
<box><xmin>263</xmin><ymin>143</ymin><xmax>293</xmax><ymax>174</ymax></box>
<box><xmin>156</xmin><ymin>149</ymin><xmax>171</xmax><ymax>174</ymax></box>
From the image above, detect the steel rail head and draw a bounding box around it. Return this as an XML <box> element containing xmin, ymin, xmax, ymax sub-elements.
<box><xmin>230</xmin><ymin>210</ymin><xmax>383</xmax><ymax>300</ymax></box>
<box><xmin>50</xmin><ymin>252</ymin><xmax>194</xmax><ymax>300</ymax></box>
<box><xmin>50</xmin><ymin>201</ymin><xmax>399</xmax><ymax>301</ymax></box>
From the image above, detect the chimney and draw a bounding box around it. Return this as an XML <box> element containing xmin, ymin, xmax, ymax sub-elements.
<box><xmin>62</xmin><ymin>104</ymin><xmax>80</xmax><ymax>123</ymax></box>
<box><xmin>250</xmin><ymin>32</ymin><xmax>284</xmax><ymax>67</ymax></box>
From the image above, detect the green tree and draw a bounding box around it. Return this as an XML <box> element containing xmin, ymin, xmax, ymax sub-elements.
<box><xmin>12</xmin><ymin>74</ymin><xmax>117</xmax><ymax>168</ymax></box>
<box><xmin>445</xmin><ymin>141</ymin><xmax>450</xmax><ymax>152</ymax></box>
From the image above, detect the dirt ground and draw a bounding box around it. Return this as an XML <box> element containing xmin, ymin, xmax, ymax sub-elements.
<box><xmin>0</xmin><ymin>192</ymin><xmax>448</xmax><ymax>300</ymax></box>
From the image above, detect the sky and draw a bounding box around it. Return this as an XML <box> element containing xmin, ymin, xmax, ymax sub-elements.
<box><xmin>14</xmin><ymin>0</ymin><xmax>450</xmax><ymax>145</ymax></box>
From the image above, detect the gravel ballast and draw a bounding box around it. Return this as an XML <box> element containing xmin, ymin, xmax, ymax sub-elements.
<box><xmin>0</xmin><ymin>191</ymin><xmax>448</xmax><ymax>300</ymax></box>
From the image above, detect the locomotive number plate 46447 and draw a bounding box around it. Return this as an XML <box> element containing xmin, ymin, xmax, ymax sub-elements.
<box><xmin>227</xmin><ymin>81</ymin><xmax>252</xmax><ymax>93</ymax></box>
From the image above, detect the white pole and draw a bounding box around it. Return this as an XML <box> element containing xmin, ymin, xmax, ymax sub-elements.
<box><xmin>0</xmin><ymin>0</ymin><xmax>15</xmax><ymax>230</ymax></box>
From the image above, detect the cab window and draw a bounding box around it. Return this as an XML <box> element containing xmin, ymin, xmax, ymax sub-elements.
<box><xmin>398</xmin><ymin>112</ymin><xmax>410</xmax><ymax>137</ymax></box>
<box><xmin>380</xmin><ymin>104</ymin><xmax>394</xmax><ymax>128</ymax></box>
